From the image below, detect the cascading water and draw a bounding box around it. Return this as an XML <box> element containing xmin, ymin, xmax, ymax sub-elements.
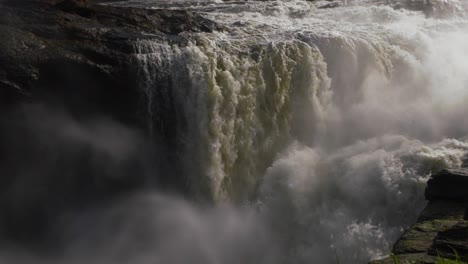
<box><xmin>135</xmin><ymin>38</ymin><xmax>330</xmax><ymax>200</ymax></box>
<box><xmin>127</xmin><ymin>0</ymin><xmax>468</xmax><ymax>262</ymax></box>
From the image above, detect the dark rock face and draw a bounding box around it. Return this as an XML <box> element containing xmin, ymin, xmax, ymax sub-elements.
<box><xmin>0</xmin><ymin>0</ymin><xmax>220</xmax><ymax>246</ymax></box>
<box><xmin>371</xmin><ymin>168</ymin><xmax>468</xmax><ymax>263</ymax></box>
<box><xmin>426</xmin><ymin>168</ymin><xmax>468</xmax><ymax>201</ymax></box>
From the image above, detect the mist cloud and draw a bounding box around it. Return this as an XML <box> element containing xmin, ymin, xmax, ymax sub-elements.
<box><xmin>0</xmin><ymin>104</ymin><xmax>148</xmax><ymax>243</ymax></box>
<box><xmin>259</xmin><ymin>135</ymin><xmax>468</xmax><ymax>262</ymax></box>
<box><xmin>0</xmin><ymin>105</ymin><xmax>278</xmax><ymax>264</ymax></box>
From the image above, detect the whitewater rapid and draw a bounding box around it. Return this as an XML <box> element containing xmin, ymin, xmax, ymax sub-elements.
<box><xmin>126</xmin><ymin>0</ymin><xmax>468</xmax><ymax>262</ymax></box>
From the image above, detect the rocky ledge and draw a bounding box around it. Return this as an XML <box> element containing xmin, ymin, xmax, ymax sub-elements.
<box><xmin>0</xmin><ymin>0</ymin><xmax>220</xmax><ymax>121</ymax></box>
<box><xmin>371</xmin><ymin>168</ymin><xmax>468</xmax><ymax>263</ymax></box>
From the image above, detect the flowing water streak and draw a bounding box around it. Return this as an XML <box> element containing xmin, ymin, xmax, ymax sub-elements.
<box><xmin>134</xmin><ymin>40</ymin><xmax>174</xmax><ymax>136</ymax></box>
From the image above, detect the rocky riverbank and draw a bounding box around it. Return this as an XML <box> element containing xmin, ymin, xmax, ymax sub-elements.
<box><xmin>371</xmin><ymin>168</ymin><xmax>468</xmax><ymax>263</ymax></box>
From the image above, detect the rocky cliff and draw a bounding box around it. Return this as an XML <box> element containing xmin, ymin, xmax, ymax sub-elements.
<box><xmin>371</xmin><ymin>168</ymin><xmax>468</xmax><ymax>263</ymax></box>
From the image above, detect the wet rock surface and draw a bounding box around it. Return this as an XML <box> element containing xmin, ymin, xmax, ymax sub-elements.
<box><xmin>371</xmin><ymin>168</ymin><xmax>468</xmax><ymax>263</ymax></box>
<box><xmin>0</xmin><ymin>0</ymin><xmax>219</xmax><ymax>119</ymax></box>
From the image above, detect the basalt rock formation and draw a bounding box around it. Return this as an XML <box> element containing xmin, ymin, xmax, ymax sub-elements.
<box><xmin>371</xmin><ymin>168</ymin><xmax>468</xmax><ymax>263</ymax></box>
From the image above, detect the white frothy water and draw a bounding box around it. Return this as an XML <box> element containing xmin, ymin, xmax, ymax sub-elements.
<box><xmin>127</xmin><ymin>0</ymin><xmax>468</xmax><ymax>262</ymax></box>
<box><xmin>260</xmin><ymin>136</ymin><xmax>468</xmax><ymax>262</ymax></box>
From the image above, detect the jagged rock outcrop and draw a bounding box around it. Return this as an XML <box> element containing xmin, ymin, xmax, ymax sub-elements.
<box><xmin>371</xmin><ymin>168</ymin><xmax>468</xmax><ymax>263</ymax></box>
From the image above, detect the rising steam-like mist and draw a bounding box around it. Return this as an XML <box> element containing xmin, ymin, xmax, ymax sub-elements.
<box><xmin>2</xmin><ymin>0</ymin><xmax>468</xmax><ymax>263</ymax></box>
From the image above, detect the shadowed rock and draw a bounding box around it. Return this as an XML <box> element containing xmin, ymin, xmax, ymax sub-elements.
<box><xmin>426</xmin><ymin>168</ymin><xmax>468</xmax><ymax>201</ymax></box>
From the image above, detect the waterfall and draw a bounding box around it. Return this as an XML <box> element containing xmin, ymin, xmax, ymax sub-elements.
<box><xmin>128</xmin><ymin>0</ymin><xmax>468</xmax><ymax>262</ymax></box>
<box><xmin>134</xmin><ymin>0</ymin><xmax>468</xmax><ymax>198</ymax></box>
<box><xmin>135</xmin><ymin>37</ymin><xmax>331</xmax><ymax>201</ymax></box>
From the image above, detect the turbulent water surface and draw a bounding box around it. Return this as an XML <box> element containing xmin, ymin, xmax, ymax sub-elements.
<box><xmin>5</xmin><ymin>0</ymin><xmax>468</xmax><ymax>263</ymax></box>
